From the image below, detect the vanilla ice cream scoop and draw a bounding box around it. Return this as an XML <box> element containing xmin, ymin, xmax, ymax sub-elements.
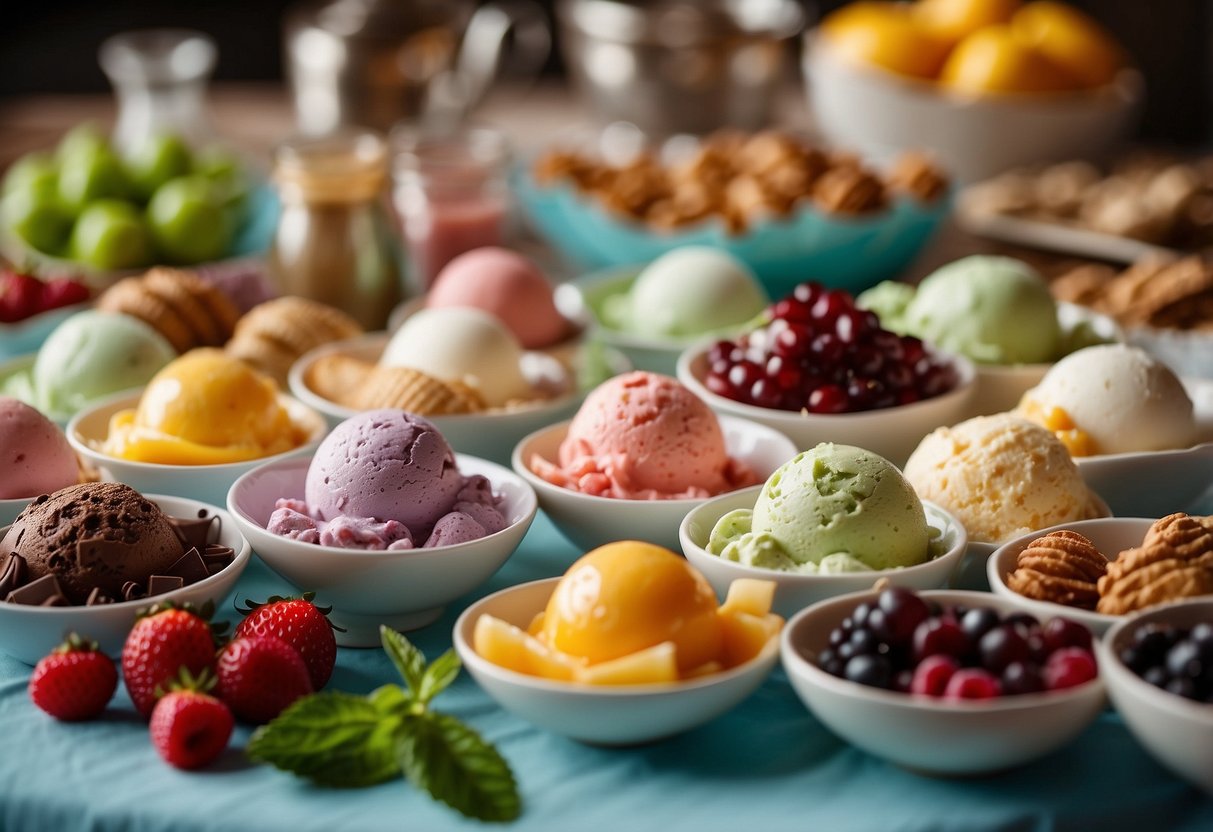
<box><xmin>1018</xmin><ymin>344</ymin><xmax>1197</xmax><ymax>456</ymax></box>
<box><xmin>380</xmin><ymin>307</ymin><xmax>535</xmax><ymax>408</ymax></box>
<box><xmin>905</xmin><ymin>413</ymin><xmax>1105</xmax><ymax>544</ymax></box>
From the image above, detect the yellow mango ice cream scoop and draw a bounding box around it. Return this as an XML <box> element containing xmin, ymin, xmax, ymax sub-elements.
<box><xmin>101</xmin><ymin>348</ymin><xmax>308</xmax><ymax>465</ymax></box>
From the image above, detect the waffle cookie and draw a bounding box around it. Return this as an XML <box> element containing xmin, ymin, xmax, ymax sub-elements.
<box><xmin>98</xmin><ymin>268</ymin><xmax>241</xmax><ymax>353</ymax></box>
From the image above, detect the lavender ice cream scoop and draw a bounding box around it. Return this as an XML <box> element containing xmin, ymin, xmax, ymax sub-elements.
<box><xmin>268</xmin><ymin>410</ymin><xmax>507</xmax><ymax>550</ymax></box>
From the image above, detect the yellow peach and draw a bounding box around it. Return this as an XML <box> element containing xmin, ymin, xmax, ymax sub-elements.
<box><xmin>821</xmin><ymin>2</ymin><xmax>952</xmax><ymax>79</ymax></box>
<box><xmin>916</xmin><ymin>0</ymin><xmax>1022</xmax><ymax>44</ymax></box>
<box><xmin>940</xmin><ymin>25</ymin><xmax>1076</xmax><ymax>94</ymax></box>
<box><xmin>1012</xmin><ymin>1</ymin><xmax>1126</xmax><ymax>88</ymax></box>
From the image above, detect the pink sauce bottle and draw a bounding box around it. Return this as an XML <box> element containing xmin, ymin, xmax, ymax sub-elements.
<box><xmin>392</xmin><ymin>126</ymin><xmax>512</xmax><ymax>291</ymax></box>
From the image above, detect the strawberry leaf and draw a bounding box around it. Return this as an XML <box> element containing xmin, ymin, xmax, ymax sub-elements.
<box><xmin>397</xmin><ymin>712</ymin><xmax>521</xmax><ymax>823</ymax></box>
<box><xmin>417</xmin><ymin>648</ymin><xmax>461</xmax><ymax>704</ymax></box>
<box><xmin>380</xmin><ymin>625</ymin><xmax>426</xmax><ymax>694</ymax></box>
<box><xmin>247</xmin><ymin>692</ymin><xmax>402</xmax><ymax>788</ymax></box>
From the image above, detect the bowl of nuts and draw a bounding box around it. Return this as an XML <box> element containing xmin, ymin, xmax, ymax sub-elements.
<box><xmin>517</xmin><ymin>130</ymin><xmax>951</xmax><ymax>298</ymax></box>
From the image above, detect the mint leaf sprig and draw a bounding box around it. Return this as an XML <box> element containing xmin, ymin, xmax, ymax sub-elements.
<box><xmin>247</xmin><ymin>626</ymin><xmax>521</xmax><ymax>823</ymax></box>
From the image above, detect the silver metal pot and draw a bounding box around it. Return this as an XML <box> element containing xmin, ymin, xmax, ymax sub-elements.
<box><xmin>558</xmin><ymin>0</ymin><xmax>808</xmax><ymax>137</ymax></box>
<box><xmin>286</xmin><ymin>0</ymin><xmax>550</xmax><ymax>135</ymax></box>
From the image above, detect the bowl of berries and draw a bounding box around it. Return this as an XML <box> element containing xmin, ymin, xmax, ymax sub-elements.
<box><xmin>677</xmin><ymin>282</ymin><xmax>975</xmax><ymax>466</ymax></box>
<box><xmin>1098</xmin><ymin>599</ymin><xmax>1213</xmax><ymax>793</ymax></box>
<box><xmin>781</xmin><ymin>586</ymin><xmax>1105</xmax><ymax>775</ymax></box>
<box><xmin>0</xmin><ymin>269</ymin><xmax>91</xmax><ymax>360</ymax></box>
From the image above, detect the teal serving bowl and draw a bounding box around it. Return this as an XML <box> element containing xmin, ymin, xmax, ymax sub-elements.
<box><xmin>514</xmin><ymin>169</ymin><xmax>949</xmax><ymax>299</ymax></box>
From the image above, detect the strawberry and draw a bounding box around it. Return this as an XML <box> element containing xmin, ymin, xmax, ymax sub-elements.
<box><xmin>29</xmin><ymin>633</ymin><xmax>118</xmax><ymax>721</ymax></box>
<box><xmin>39</xmin><ymin>277</ymin><xmax>90</xmax><ymax>312</ymax></box>
<box><xmin>0</xmin><ymin>271</ymin><xmax>43</xmax><ymax>323</ymax></box>
<box><xmin>235</xmin><ymin>593</ymin><xmax>337</xmax><ymax>689</ymax></box>
<box><xmin>122</xmin><ymin>601</ymin><xmax>225</xmax><ymax>718</ymax></box>
<box><xmin>216</xmin><ymin>635</ymin><xmax>313</xmax><ymax>724</ymax></box>
<box><xmin>150</xmin><ymin>669</ymin><xmax>234</xmax><ymax>770</ymax></box>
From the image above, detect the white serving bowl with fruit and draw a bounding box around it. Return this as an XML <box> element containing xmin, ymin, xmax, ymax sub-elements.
<box><xmin>681</xmin><ymin>485</ymin><xmax>968</xmax><ymax>618</ymax></box>
<box><xmin>0</xmin><ymin>493</ymin><xmax>250</xmax><ymax>665</ymax></box>
<box><xmin>453</xmin><ymin>544</ymin><xmax>783</xmax><ymax>745</ymax></box>
<box><xmin>0</xmin><ymin>270</ymin><xmax>93</xmax><ymax>360</ymax></box>
<box><xmin>1</xmin><ymin>125</ymin><xmax>264</xmax><ymax>281</ymax></box>
<box><xmin>1098</xmin><ymin>600</ymin><xmax>1213</xmax><ymax>794</ymax></box>
<box><xmin>804</xmin><ymin>1</ymin><xmax>1143</xmax><ymax>182</ymax></box>
<box><xmin>781</xmin><ymin>587</ymin><xmax>1105</xmax><ymax>774</ymax></box>
<box><xmin>676</xmin><ymin>284</ymin><xmax>976</xmax><ymax>466</ymax></box>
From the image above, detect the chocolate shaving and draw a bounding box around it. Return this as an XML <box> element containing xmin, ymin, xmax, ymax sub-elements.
<box><xmin>168</xmin><ymin>512</ymin><xmax>220</xmax><ymax>552</ymax></box>
<box><xmin>201</xmin><ymin>544</ymin><xmax>235</xmax><ymax>575</ymax></box>
<box><xmin>6</xmin><ymin>574</ymin><xmax>66</xmax><ymax>606</ymax></box>
<box><xmin>85</xmin><ymin>587</ymin><xmax>115</xmax><ymax>606</ymax></box>
<box><xmin>40</xmin><ymin>594</ymin><xmax>68</xmax><ymax>607</ymax></box>
<box><xmin>121</xmin><ymin>581</ymin><xmax>146</xmax><ymax>602</ymax></box>
<box><xmin>146</xmin><ymin>575</ymin><xmax>185</xmax><ymax>596</ymax></box>
<box><xmin>164</xmin><ymin>548</ymin><xmax>210</xmax><ymax>585</ymax></box>
<box><xmin>0</xmin><ymin>554</ymin><xmax>28</xmax><ymax>597</ymax></box>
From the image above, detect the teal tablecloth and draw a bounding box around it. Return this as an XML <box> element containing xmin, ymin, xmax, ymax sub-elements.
<box><xmin>2</xmin><ymin>513</ymin><xmax>1212</xmax><ymax>832</ymax></box>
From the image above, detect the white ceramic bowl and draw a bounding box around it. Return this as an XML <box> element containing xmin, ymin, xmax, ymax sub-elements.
<box><xmin>1071</xmin><ymin>377</ymin><xmax>1213</xmax><ymax>517</ymax></box>
<box><xmin>988</xmin><ymin>517</ymin><xmax>1159</xmax><ymax>637</ymax></box>
<box><xmin>680</xmin><ymin>487</ymin><xmax>967</xmax><ymax>618</ymax></box>
<box><xmin>227</xmin><ymin>453</ymin><xmax>537</xmax><ymax>647</ymax></box>
<box><xmin>804</xmin><ymin>34</ymin><xmax>1144</xmax><ymax>183</ymax></box>
<box><xmin>1098</xmin><ymin>599</ymin><xmax>1213</xmax><ymax>794</ymax></box>
<box><xmin>0</xmin><ymin>302</ymin><xmax>90</xmax><ymax>361</ymax></box>
<box><xmin>782</xmin><ymin>589</ymin><xmax>1106</xmax><ymax>774</ymax></box>
<box><xmin>560</xmin><ymin>266</ymin><xmax>759</xmax><ymax>376</ymax></box>
<box><xmin>453</xmin><ymin>576</ymin><xmax>780</xmax><ymax>745</ymax></box>
<box><xmin>966</xmin><ymin>303</ymin><xmax>1123</xmax><ymax>417</ymax></box>
<box><xmin>288</xmin><ymin>333</ymin><xmax>582</xmax><ymax>466</ymax></box>
<box><xmin>677</xmin><ymin>343</ymin><xmax>976</xmax><ymax>467</ymax></box>
<box><xmin>66</xmin><ymin>390</ymin><xmax>327</xmax><ymax>507</ymax></box>
<box><xmin>0</xmin><ymin>494</ymin><xmax>250</xmax><ymax>665</ymax></box>
<box><xmin>513</xmin><ymin>417</ymin><xmax>797</xmax><ymax>552</ymax></box>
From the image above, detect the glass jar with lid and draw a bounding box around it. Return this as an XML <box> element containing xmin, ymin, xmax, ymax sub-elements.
<box><xmin>269</xmin><ymin>131</ymin><xmax>402</xmax><ymax>329</ymax></box>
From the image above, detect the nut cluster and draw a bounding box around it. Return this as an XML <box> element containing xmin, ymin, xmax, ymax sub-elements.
<box><xmin>965</xmin><ymin>154</ymin><xmax>1213</xmax><ymax>248</ymax></box>
<box><xmin>1006</xmin><ymin>514</ymin><xmax>1213</xmax><ymax>615</ymax></box>
<box><xmin>1052</xmin><ymin>256</ymin><xmax>1213</xmax><ymax>332</ymax></box>
<box><xmin>533</xmin><ymin>132</ymin><xmax>947</xmax><ymax>235</ymax></box>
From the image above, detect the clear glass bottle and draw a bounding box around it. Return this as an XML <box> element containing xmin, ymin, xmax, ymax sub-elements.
<box><xmin>269</xmin><ymin>131</ymin><xmax>402</xmax><ymax>329</ymax></box>
<box><xmin>392</xmin><ymin>125</ymin><xmax>512</xmax><ymax>291</ymax></box>
<box><xmin>99</xmin><ymin>29</ymin><xmax>218</xmax><ymax>155</ymax></box>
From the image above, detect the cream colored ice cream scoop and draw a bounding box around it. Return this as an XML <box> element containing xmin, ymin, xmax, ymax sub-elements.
<box><xmin>380</xmin><ymin>307</ymin><xmax>535</xmax><ymax>407</ymax></box>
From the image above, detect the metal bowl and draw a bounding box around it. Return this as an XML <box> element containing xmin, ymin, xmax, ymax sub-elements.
<box><xmin>558</xmin><ymin>0</ymin><xmax>808</xmax><ymax>137</ymax></box>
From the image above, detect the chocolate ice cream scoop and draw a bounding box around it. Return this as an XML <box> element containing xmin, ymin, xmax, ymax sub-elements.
<box><xmin>0</xmin><ymin>483</ymin><xmax>184</xmax><ymax>605</ymax></box>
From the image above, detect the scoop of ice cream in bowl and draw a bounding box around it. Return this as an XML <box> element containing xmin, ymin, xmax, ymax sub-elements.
<box><xmin>67</xmin><ymin>348</ymin><xmax>326</xmax><ymax>505</ymax></box>
<box><xmin>677</xmin><ymin>279</ymin><xmax>976</xmax><ymax>467</ymax></box>
<box><xmin>0</xmin><ymin>482</ymin><xmax>250</xmax><ymax>664</ymax></box>
<box><xmin>0</xmin><ymin>396</ymin><xmax>86</xmax><ymax>525</ymax></box>
<box><xmin>453</xmin><ymin>540</ymin><xmax>783</xmax><ymax>745</ymax></box>
<box><xmin>903</xmin><ymin>412</ymin><xmax>1111</xmax><ymax>590</ymax></box>
<box><xmin>856</xmin><ymin>256</ymin><xmax>1121</xmax><ymax>416</ymax></box>
<box><xmin>227</xmin><ymin>409</ymin><xmax>538</xmax><ymax>646</ymax></box>
<box><xmin>680</xmin><ymin>443</ymin><xmax>967</xmax><ymax>617</ymax></box>
<box><xmin>0</xmin><ymin>309</ymin><xmax>178</xmax><ymax>427</ymax></box>
<box><xmin>290</xmin><ymin>306</ymin><xmax>581</xmax><ymax>465</ymax></box>
<box><xmin>1014</xmin><ymin>344</ymin><xmax>1213</xmax><ymax>517</ymax></box>
<box><xmin>513</xmin><ymin>371</ymin><xmax>797</xmax><ymax>551</ymax></box>
<box><xmin>567</xmin><ymin>247</ymin><xmax>771</xmax><ymax>375</ymax></box>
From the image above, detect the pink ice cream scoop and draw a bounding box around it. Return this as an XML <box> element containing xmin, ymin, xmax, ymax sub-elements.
<box><xmin>0</xmin><ymin>397</ymin><xmax>78</xmax><ymax>499</ymax></box>
<box><xmin>531</xmin><ymin>371</ymin><xmax>758</xmax><ymax>499</ymax></box>
<box><xmin>427</xmin><ymin>247</ymin><xmax>571</xmax><ymax>349</ymax></box>
<box><xmin>269</xmin><ymin>409</ymin><xmax>506</xmax><ymax>549</ymax></box>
